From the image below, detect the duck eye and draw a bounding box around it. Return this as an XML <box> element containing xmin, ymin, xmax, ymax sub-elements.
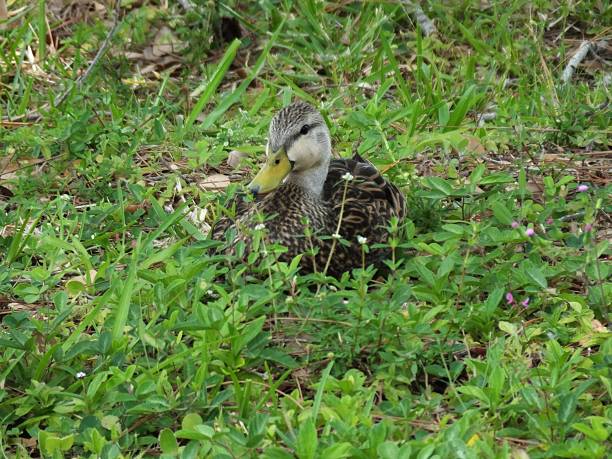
<box><xmin>300</xmin><ymin>124</ymin><xmax>310</xmax><ymax>135</ymax></box>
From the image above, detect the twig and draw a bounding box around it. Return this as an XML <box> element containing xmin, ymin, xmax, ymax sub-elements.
<box><xmin>560</xmin><ymin>211</ymin><xmax>586</xmax><ymax>222</ymax></box>
<box><xmin>561</xmin><ymin>40</ymin><xmax>593</xmax><ymax>84</ymax></box>
<box><xmin>402</xmin><ymin>1</ymin><xmax>436</xmax><ymax>36</ymax></box>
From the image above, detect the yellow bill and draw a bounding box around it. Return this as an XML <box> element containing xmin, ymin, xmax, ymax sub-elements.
<box><xmin>248</xmin><ymin>148</ymin><xmax>294</xmax><ymax>195</ymax></box>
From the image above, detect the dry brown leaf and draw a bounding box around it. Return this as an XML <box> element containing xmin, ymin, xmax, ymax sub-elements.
<box><xmin>145</xmin><ymin>26</ymin><xmax>186</xmax><ymax>60</ymax></box>
<box><xmin>227</xmin><ymin>150</ymin><xmax>248</xmax><ymax>169</ymax></box>
<box><xmin>465</xmin><ymin>135</ymin><xmax>486</xmax><ymax>154</ymax></box>
<box><xmin>591</xmin><ymin>319</ymin><xmax>607</xmax><ymax>333</ymax></box>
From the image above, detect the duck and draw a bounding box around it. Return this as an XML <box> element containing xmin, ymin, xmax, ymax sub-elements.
<box><xmin>212</xmin><ymin>101</ymin><xmax>406</xmax><ymax>277</ymax></box>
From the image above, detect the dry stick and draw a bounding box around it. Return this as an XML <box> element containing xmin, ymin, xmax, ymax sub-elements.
<box><xmin>3</xmin><ymin>6</ymin><xmax>122</xmax><ymax>123</ymax></box>
<box><xmin>561</xmin><ymin>40</ymin><xmax>593</xmax><ymax>84</ymax></box>
<box><xmin>402</xmin><ymin>1</ymin><xmax>436</xmax><ymax>36</ymax></box>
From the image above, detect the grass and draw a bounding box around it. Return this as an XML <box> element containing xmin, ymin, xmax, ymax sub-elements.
<box><xmin>1</xmin><ymin>1</ymin><xmax>610</xmax><ymax>458</ymax></box>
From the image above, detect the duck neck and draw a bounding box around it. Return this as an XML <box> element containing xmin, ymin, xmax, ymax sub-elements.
<box><xmin>286</xmin><ymin>158</ymin><xmax>330</xmax><ymax>198</ymax></box>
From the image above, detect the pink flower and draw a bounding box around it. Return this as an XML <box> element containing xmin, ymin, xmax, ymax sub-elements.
<box><xmin>511</xmin><ymin>221</ymin><xmax>520</xmax><ymax>229</ymax></box>
<box><xmin>525</xmin><ymin>228</ymin><xmax>535</xmax><ymax>237</ymax></box>
<box><xmin>584</xmin><ymin>224</ymin><xmax>593</xmax><ymax>232</ymax></box>
<box><xmin>521</xmin><ymin>298</ymin><xmax>530</xmax><ymax>308</ymax></box>
<box><xmin>506</xmin><ymin>292</ymin><xmax>514</xmax><ymax>305</ymax></box>
<box><xmin>577</xmin><ymin>184</ymin><xmax>589</xmax><ymax>192</ymax></box>
<box><xmin>546</xmin><ymin>218</ymin><xmax>553</xmax><ymax>225</ymax></box>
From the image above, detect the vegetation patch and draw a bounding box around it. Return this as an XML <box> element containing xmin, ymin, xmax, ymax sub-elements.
<box><xmin>0</xmin><ymin>1</ymin><xmax>610</xmax><ymax>458</ymax></box>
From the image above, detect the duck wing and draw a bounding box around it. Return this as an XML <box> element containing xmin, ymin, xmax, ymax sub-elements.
<box><xmin>323</xmin><ymin>153</ymin><xmax>405</xmax><ymax>240</ymax></box>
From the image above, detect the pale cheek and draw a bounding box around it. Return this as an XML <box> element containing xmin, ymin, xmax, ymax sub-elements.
<box><xmin>288</xmin><ymin>138</ymin><xmax>317</xmax><ymax>170</ymax></box>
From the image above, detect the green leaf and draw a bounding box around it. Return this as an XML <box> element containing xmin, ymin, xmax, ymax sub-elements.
<box><xmin>159</xmin><ymin>429</ymin><xmax>178</xmax><ymax>455</ymax></box>
<box><xmin>262</xmin><ymin>448</ymin><xmax>294</xmax><ymax>459</ymax></box>
<box><xmin>572</xmin><ymin>417</ymin><xmax>610</xmax><ymax>442</ymax></box>
<box><xmin>479</xmin><ymin>173</ymin><xmax>514</xmax><ymax>185</ymax></box>
<box><xmin>518</xmin><ymin>168</ymin><xmax>527</xmax><ymax>198</ymax></box>
<box><xmin>378</xmin><ymin>442</ymin><xmax>400</xmax><ymax>459</ymax></box>
<box><xmin>312</xmin><ymin>360</ymin><xmax>334</xmax><ymax>422</ymax></box>
<box><xmin>182</xmin><ymin>413</ymin><xmax>203</xmax><ymax>431</ymax></box>
<box><xmin>491</xmin><ymin>201</ymin><xmax>513</xmax><ymax>225</ymax></box>
<box><xmin>296</xmin><ymin>419</ymin><xmax>318</xmax><ymax>459</ymax></box>
<box><xmin>457</xmin><ymin>385</ymin><xmax>490</xmax><ymax>405</ymax></box>
<box><xmin>558</xmin><ymin>393</ymin><xmax>577</xmax><ymax>423</ymax></box>
<box><xmin>468</xmin><ymin>164</ymin><xmax>486</xmax><ymax>187</ymax></box>
<box><xmin>438</xmin><ymin>101</ymin><xmax>450</xmax><ymax>128</ymax></box>
<box><xmin>424</xmin><ymin>177</ymin><xmax>454</xmax><ymax>196</ymax></box>
<box><xmin>233</xmin><ymin>316</ymin><xmax>266</xmax><ymax>353</ymax></box>
<box><xmin>488</xmin><ymin>366</ymin><xmax>506</xmax><ymax>405</ymax></box>
<box><xmin>526</xmin><ymin>265</ymin><xmax>548</xmax><ymax>289</ymax></box>
<box><xmin>498</xmin><ymin>321</ymin><xmax>517</xmax><ymax>335</ymax></box>
<box><xmin>320</xmin><ymin>443</ymin><xmax>352</xmax><ymax>459</ymax></box>
<box><xmin>414</xmin><ymin>262</ymin><xmax>436</xmax><ymax>287</ymax></box>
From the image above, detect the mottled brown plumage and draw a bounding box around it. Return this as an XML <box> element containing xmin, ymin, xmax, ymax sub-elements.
<box><xmin>212</xmin><ymin>102</ymin><xmax>405</xmax><ymax>277</ymax></box>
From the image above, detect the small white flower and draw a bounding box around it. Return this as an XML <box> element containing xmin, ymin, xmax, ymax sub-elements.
<box><xmin>76</xmin><ymin>371</ymin><xmax>86</xmax><ymax>379</ymax></box>
<box><xmin>357</xmin><ymin>235</ymin><xmax>367</xmax><ymax>245</ymax></box>
<box><xmin>332</xmin><ymin>233</ymin><xmax>341</xmax><ymax>239</ymax></box>
<box><xmin>254</xmin><ymin>223</ymin><xmax>266</xmax><ymax>231</ymax></box>
<box><xmin>207</xmin><ymin>290</ymin><xmax>213</xmax><ymax>295</ymax></box>
<box><xmin>342</xmin><ymin>299</ymin><xmax>349</xmax><ymax>305</ymax></box>
<box><xmin>341</xmin><ymin>172</ymin><xmax>354</xmax><ymax>181</ymax></box>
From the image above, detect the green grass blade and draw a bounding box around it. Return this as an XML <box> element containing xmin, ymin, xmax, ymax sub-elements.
<box><xmin>312</xmin><ymin>360</ymin><xmax>333</xmax><ymax>422</ymax></box>
<box><xmin>444</xmin><ymin>84</ymin><xmax>478</xmax><ymax>132</ymax></box>
<box><xmin>112</xmin><ymin>235</ymin><xmax>140</xmax><ymax>346</ymax></box>
<box><xmin>200</xmin><ymin>19</ymin><xmax>286</xmax><ymax>130</ymax></box>
<box><xmin>185</xmin><ymin>38</ymin><xmax>241</xmax><ymax>130</ymax></box>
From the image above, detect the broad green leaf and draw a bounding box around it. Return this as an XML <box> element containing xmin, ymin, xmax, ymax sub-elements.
<box><xmin>457</xmin><ymin>385</ymin><xmax>490</xmax><ymax>405</ymax></box>
<box><xmin>526</xmin><ymin>265</ymin><xmax>548</xmax><ymax>289</ymax></box>
<box><xmin>182</xmin><ymin>413</ymin><xmax>203</xmax><ymax>431</ymax></box>
<box><xmin>424</xmin><ymin>177</ymin><xmax>454</xmax><ymax>196</ymax></box>
<box><xmin>479</xmin><ymin>173</ymin><xmax>514</xmax><ymax>185</ymax></box>
<box><xmin>378</xmin><ymin>442</ymin><xmax>400</xmax><ymax>459</ymax></box>
<box><xmin>491</xmin><ymin>201</ymin><xmax>513</xmax><ymax>225</ymax></box>
<box><xmin>262</xmin><ymin>448</ymin><xmax>294</xmax><ymax>459</ymax></box>
<box><xmin>320</xmin><ymin>443</ymin><xmax>352</xmax><ymax>459</ymax></box>
<box><xmin>498</xmin><ymin>321</ymin><xmax>517</xmax><ymax>335</ymax></box>
<box><xmin>296</xmin><ymin>419</ymin><xmax>318</xmax><ymax>459</ymax></box>
<box><xmin>159</xmin><ymin>429</ymin><xmax>178</xmax><ymax>455</ymax></box>
<box><xmin>233</xmin><ymin>316</ymin><xmax>265</xmax><ymax>353</ymax></box>
<box><xmin>558</xmin><ymin>393</ymin><xmax>577</xmax><ymax>423</ymax></box>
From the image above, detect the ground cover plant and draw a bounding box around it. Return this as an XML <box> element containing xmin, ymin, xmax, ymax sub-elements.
<box><xmin>0</xmin><ymin>1</ymin><xmax>610</xmax><ymax>457</ymax></box>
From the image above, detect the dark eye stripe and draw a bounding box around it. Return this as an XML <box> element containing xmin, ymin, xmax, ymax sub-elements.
<box><xmin>282</xmin><ymin>122</ymin><xmax>321</xmax><ymax>152</ymax></box>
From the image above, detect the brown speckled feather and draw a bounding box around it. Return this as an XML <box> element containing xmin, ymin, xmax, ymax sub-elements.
<box><xmin>213</xmin><ymin>153</ymin><xmax>405</xmax><ymax>277</ymax></box>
